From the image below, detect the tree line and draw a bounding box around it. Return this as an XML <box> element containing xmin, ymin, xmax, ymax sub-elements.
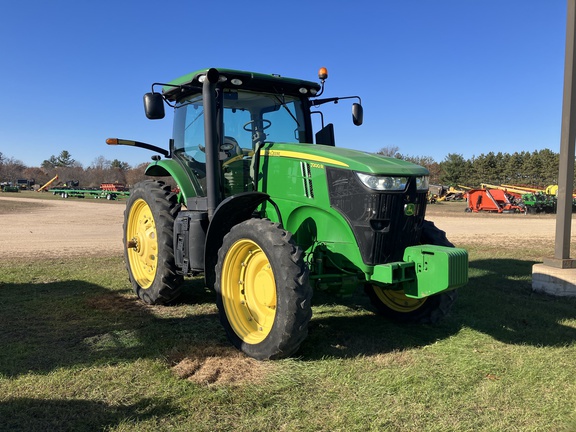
<box><xmin>0</xmin><ymin>150</ymin><xmax>148</xmax><ymax>190</ymax></box>
<box><xmin>0</xmin><ymin>147</ymin><xmax>568</xmax><ymax>191</ymax></box>
<box><xmin>379</xmin><ymin>147</ymin><xmax>564</xmax><ymax>189</ymax></box>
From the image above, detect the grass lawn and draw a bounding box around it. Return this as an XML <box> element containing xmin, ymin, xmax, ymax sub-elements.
<box><xmin>1</xmin><ymin>241</ymin><xmax>576</xmax><ymax>431</ymax></box>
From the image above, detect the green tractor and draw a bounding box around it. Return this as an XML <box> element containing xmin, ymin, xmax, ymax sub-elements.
<box><xmin>107</xmin><ymin>67</ymin><xmax>468</xmax><ymax>360</ymax></box>
<box><xmin>522</xmin><ymin>192</ymin><xmax>556</xmax><ymax>214</ymax></box>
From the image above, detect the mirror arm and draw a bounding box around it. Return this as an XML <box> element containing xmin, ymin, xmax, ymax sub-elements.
<box><xmin>150</xmin><ymin>82</ymin><xmax>199</xmax><ymax>93</ymax></box>
<box><xmin>149</xmin><ymin>82</ymin><xmax>201</xmax><ymax>107</ymax></box>
<box><xmin>311</xmin><ymin>95</ymin><xmax>362</xmax><ymax>107</ymax></box>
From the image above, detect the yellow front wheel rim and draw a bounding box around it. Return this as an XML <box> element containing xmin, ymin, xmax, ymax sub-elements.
<box><xmin>221</xmin><ymin>239</ymin><xmax>277</xmax><ymax>344</ymax></box>
<box><xmin>373</xmin><ymin>286</ymin><xmax>426</xmax><ymax>313</ymax></box>
<box><xmin>126</xmin><ymin>198</ymin><xmax>158</xmax><ymax>289</ymax></box>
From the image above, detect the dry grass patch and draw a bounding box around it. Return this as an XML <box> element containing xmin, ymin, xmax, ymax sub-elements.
<box><xmin>170</xmin><ymin>345</ymin><xmax>275</xmax><ymax>386</ymax></box>
<box><xmin>370</xmin><ymin>349</ymin><xmax>417</xmax><ymax>367</ymax></box>
<box><xmin>85</xmin><ymin>291</ymin><xmax>154</xmax><ymax>314</ymax></box>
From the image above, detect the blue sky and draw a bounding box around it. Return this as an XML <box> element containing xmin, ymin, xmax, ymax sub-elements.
<box><xmin>0</xmin><ymin>0</ymin><xmax>568</xmax><ymax>168</ymax></box>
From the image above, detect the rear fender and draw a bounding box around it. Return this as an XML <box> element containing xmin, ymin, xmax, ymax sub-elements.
<box><xmin>204</xmin><ymin>191</ymin><xmax>270</xmax><ymax>288</ymax></box>
<box><xmin>145</xmin><ymin>159</ymin><xmax>200</xmax><ymax>203</ymax></box>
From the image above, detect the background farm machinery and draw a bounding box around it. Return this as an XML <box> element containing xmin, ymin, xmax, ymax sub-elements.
<box><xmin>48</xmin><ymin>182</ymin><xmax>130</xmax><ymax>200</ymax></box>
<box><xmin>426</xmin><ymin>182</ymin><xmax>571</xmax><ymax>214</ymax></box>
<box><xmin>428</xmin><ymin>185</ymin><xmax>466</xmax><ymax>203</ymax></box>
<box><xmin>465</xmin><ymin>186</ymin><xmax>525</xmax><ymax>213</ymax></box>
<box><xmin>463</xmin><ymin>183</ymin><xmax>570</xmax><ymax>214</ymax></box>
<box><xmin>1</xmin><ymin>178</ymin><xmax>35</xmax><ymax>192</ymax></box>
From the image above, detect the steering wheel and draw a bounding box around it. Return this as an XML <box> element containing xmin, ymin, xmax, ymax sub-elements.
<box><xmin>243</xmin><ymin>119</ymin><xmax>271</xmax><ymax>132</ymax></box>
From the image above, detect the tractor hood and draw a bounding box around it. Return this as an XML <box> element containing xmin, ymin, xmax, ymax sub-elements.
<box><xmin>260</xmin><ymin>143</ymin><xmax>429</xmax><ymax>176</ymax></box>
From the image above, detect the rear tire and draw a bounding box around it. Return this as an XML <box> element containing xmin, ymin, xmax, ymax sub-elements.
<box><xmin>124</xmin><ymin>180</ymin><xmax>183</xmax><ymax>305</ymax></box>
<box><xmin>215</xmin><ymin>219</ymin><xmax>312</xmax><ymax>360</ymax></box>
<box><xmin>365</xmin><ymin>220</ymin><xmax>458</xmax><ymax>324</ymax></box>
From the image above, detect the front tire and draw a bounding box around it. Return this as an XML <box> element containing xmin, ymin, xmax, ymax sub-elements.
<box><xmin>215</xmin><ymin>219</ymin><xmax>312</xmax><ymax>360</ymax></box>
<box><xmin>124</xmin><ymin>180</ymin><xmax>183</xmax><ymax>305</ymax></box>
<box><xmin>365</xmin><ymin>220</ymin><xmax>458</xmax><ymax>324</ymax></box>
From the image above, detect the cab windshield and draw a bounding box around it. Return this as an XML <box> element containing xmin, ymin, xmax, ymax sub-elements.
<box><xmin>173</xmin><ymin>90</ymin><xmax>308</xmax><ymax>163</ymax></box>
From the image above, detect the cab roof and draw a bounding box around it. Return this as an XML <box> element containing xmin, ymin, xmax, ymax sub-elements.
<box><xmin>162</xmin><ymin>68</ymin><xmax>322</xmax><ymax>102</ymax></box>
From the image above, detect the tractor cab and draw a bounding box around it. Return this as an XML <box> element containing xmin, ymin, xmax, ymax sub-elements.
<box><xmin>141</xmin><ymin>68</ymin><xmax>362</xmax><ymax>207</ymax></box>
<box><xmin>171</xmin><ymin>87</ymin><xmax>311</xmax><ymax>198</ymax></box>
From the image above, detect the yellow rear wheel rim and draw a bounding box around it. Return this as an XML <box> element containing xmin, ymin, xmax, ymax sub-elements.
<box><xmin>126</xmin><ymin>198</ymin><xmax>158</xmax><ymax>289</ymax></box>
<box><xmin>221</xmin><ymin>239</ymin><xmax>277</xmax><ymax>344</ymax></box>
<box><xmin>373</xmin><ymin>286</ymin><xmax>426</xmax><ymax>313</ymax></box>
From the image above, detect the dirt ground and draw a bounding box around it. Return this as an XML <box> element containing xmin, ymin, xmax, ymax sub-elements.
<box><xmin>0</xmin><ymin>195</ymin><xmax>125</xmax><ymax>259</ymax></box>
<box><xmin>0</xmin><ymin>194</ymin><xmax>571</xmax><ymax>259</ymax></box>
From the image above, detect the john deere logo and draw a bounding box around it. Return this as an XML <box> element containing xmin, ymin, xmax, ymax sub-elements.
<box><xmin>404</xmin><ymin>203</ymin><xmax>416</xmax><ymax>216</ymax></box>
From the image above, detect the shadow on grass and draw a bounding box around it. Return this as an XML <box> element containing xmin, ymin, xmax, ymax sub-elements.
<box><xmin>2</xmin><ymin>258</ymin><xmax>575</xmax><ymax>372</ymax></box>
<box><xmin>300</xmin><ymin>292</ymin><xmax>461</xmax><ymax>360</ymax></box>
<box><xmin>458</xmin><ymin>258</ymin><xmax>576</xmax><ymax>346</ymax></box>
<box><xmin>298</xmin><ymin>258</ymin><xmax>576</xmax><ymax>360</ymax></box>
<box><xmin>0</xmin><ymin>277</ymin><xmax>226</xmax><ymax>378</ymax></box>
<box><xmin>0</xmin><ymin>397</ymin><xmax>180</xmax><ymax>432</ymax></box>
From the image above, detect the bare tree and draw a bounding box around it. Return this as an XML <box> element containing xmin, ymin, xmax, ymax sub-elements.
<box><xmin>125</xmin><ymin>163</ymin><xmax>149</xmax><ymax>187</ymax></box>
<box><xmin>377</xmin><ymin>146</ymin><xmax>401</xmax><ymax>158</ymax></box>
<box><xmin>90</xmin><ymin>156</ymin><xmax>111</xmax><ymax>170</ymax></box>
<box><xmin>0</xmin><ymin>156</ymin><xmax>26</xmax><ymax>183</ymax></box>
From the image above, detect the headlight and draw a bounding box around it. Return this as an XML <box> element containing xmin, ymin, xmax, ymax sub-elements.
<box><xmin>416</xmin><ymin>175</ymin><xmax>429</xmax><ymax>191</ymax></box>
<box><xmin>356</xmin><ymin>173</ymin><xmax>408</xmax><ymax>191</ymax></box>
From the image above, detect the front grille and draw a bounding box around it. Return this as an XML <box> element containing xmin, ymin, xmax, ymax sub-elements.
<box><xmin>326</xmin><ymin>167</ymin><xmax>427</xmax><ymax>265</ymax></box>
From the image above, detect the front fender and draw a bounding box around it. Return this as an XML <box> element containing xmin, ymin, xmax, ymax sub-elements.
<box><xmin>285</xmin><ymin>204</ymin><xmax>368</xmax><ymax>273</ymax></box>
<box><xmin>145</xmin><ymin>159</ymin><xmax>201</xmax><ymax>203</ymax></box>
<box><xmin>204</xmin><ymin>192</ymin><xmax>270</xmax><ymax>288</ymax></box>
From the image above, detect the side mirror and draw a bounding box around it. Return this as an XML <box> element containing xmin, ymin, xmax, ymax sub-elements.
<box><xmin>143</xmin><ymin>92</ymin><xmax>165</xmax><ymax>119</ymax></box>
<box><xmin>352</xmin><ymin>103</ymin><xmax>363</xmax><ymax>126</ymax></box>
